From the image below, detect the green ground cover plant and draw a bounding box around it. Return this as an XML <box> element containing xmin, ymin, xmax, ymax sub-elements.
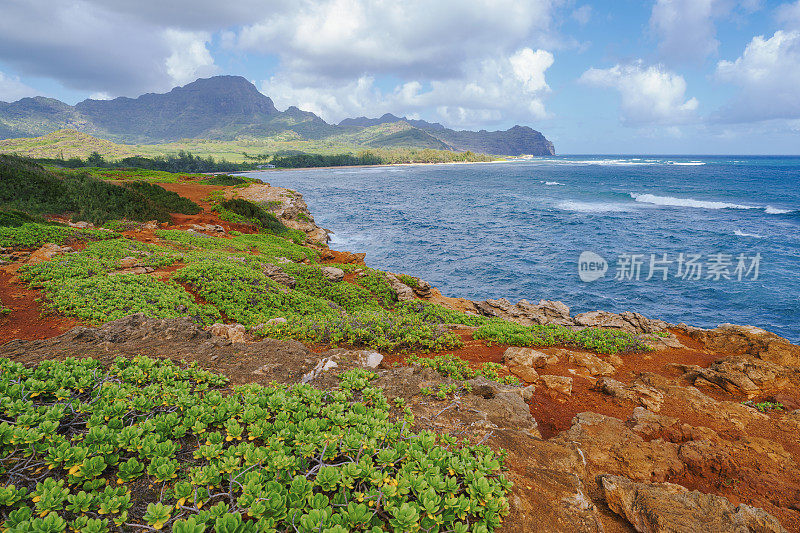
<box><xmin>408</xmin><ymin>355</ymin><xmax>519</xmax><ymax>386</ymax></box>
<box><xmin>156</xmin><ymin>230</ymin><xmax>315</xmax><ymax>262</ymax></box>
<box><xmin>174</xmin><ymin>260</ymin><xmax>335</xmax><ymax>327</ymax></box>
<box><xmin>0</xmin><ymin>222</ymin><xmax>116</xmax><ymax>249</ymax></box>
<box><xmin>0</xmin><ymin>357</ymin><xmax>511</xmax><ymax>532</ymax></box>
<box><xmin>260</xmin><ymin>311</ymin><xmax>464</xmax><ymax>353</ymax></box>
<box><xmin>19</xmin><ymin>238</ymin><xmax>180</xmax><ymax>287</ymax></box>
<box><xmin>40</xmin><ymin>274</ymin><xmax>219</xmax><ymax>324</ymax></box>
<box><xmin>354</xmin><ymin>270</ymin><xmax>397</xmax><ymax>307</ymax></box>
<box><xmin>473</xmin><ymin>320</ymin><xmax>653</xmax><ymax>354</ymax></box>
<box><xmin>398</xmin><ymin>275</ymin><xmax>420</xmax><ymax>289</ymax></box>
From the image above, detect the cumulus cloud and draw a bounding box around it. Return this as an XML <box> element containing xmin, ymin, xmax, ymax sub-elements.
<box><xmin>580</xmin><ymin>61</ymin><xmax>698</xmax><ymax>126</ymax></box>
<box><xmin>163</xmin><ymin>29</ymin><xmax>217</xmax><ymax>85</ymax></box>
<box><xmin>261</xmin><ymin>48</ymin><xmax>554</xmax><ymax>128</ymax></box>
<box><xmin>238</xmin><ymin>0</ymin><xmax>558</xmax><ymax>80</ymax></box>
<box><xmin>0</xmin><ymin>71</ymin><xmax>38</xmax><ymax>102</ymax></box>
<box><xmin>714</xmin><ymin>30</ymin><xmax>800</xmax><ymax>122</ymax></box>
<box><xmin>0</xmin><ymin>1</ymin><xmax>218</xmax><ymax>96</ymax></box>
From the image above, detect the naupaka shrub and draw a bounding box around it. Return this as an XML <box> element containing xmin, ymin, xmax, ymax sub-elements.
<box><xmin>0</xmin><ymin>356</ymin><xmax>511</xmax><ymax>532</ymax></box>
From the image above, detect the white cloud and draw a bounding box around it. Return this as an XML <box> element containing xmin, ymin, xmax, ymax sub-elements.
<box><xmin>580</xmin><ymin>61</ymin><xmax>698</xmax><ymax>126</ymax></box>
<box><xmin>715</xmin><ymin>30</ymin><xmax>800</xmax><ymax>122</ymax></box>
<box><xmin>0</xmin><ymin>71</ymin><xmax>38</xmax><ymax>102</ymax></box>
<box><xmin>88</xmin><ymin>92</ymin><xmax>113</xmax><ymax>100</ymax></box>
<box><xmin>572</xmin><ymin>5</ymin><xmax>592</xmax><ymax>25</ymax></box>
<box><xmin>261</xmin><ymin>48</ymin><xmax>554</xmax><ymax>128</ymax></box>
<box><xmin>776</xmin><ymin>1</ymin><xmax>800</xmax><ymax>28</ymax></box>
<box><xmin>163</xmin><ymin>29</ymin><xmax>217</xmax><ymax>85</ymax></box>
<box><xmin>238</xmin><ymin>0</ymin><xmax>558</xmax><ymax>80</ymax></box>
<box><xmin>650</xmin><ymin>0</ymin><xmax>721</xmax><ymax>64</ymax></box>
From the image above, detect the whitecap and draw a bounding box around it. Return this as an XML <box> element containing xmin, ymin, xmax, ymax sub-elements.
<box><xmin>734</xmin><ymin>229</ymin><xmax>763</xmax><ymax>238</ymax></box>
<box><xmin>629</xmin><ymin>193</ymin><xmax>757</xmax><ymax>210</ymax></box>
<box><xmin>765</xmin><ymin>205</ymin><xmax>793</xmax><ymax>215</ymax></box>
<box><xmin>556</xmin><ymin>200</ymin><xmax>634</xmax><ymax>213</ymax></box>
<box><xmin>543</xmin><ymin>181</ymin><xmax>564</xmax><ymax>185</ymax></box>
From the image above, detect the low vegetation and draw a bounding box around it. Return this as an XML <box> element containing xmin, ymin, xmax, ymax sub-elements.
<box><xmin>473</xmin><ymin>320</ymin><xmax>653</xmax><ymax>354</ymax></box>
<box><xmin>0</xmin><ymin>155</ymin><xmax>201</xmax><ymax>225</ymax></box>
<box><xmin>0</xmin><ymin>357</ymin><xmax>511</xmax><ymax>532</ymax></box>
<box><xmin>0</xmin><ymin>222</ymin><xmax>116</xmax><ymax>249</ymax></box>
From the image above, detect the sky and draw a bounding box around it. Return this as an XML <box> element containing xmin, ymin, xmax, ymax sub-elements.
<box><xmin>1</xmin><ymin>0</ymin><xmax>800</xmax><ymax>154</ymax></box>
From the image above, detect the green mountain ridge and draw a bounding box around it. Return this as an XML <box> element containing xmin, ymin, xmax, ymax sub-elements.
<box><xmin>0</xmin><ymin>76</ymin><xmax>555</xmax><ymax>156</ymax></box>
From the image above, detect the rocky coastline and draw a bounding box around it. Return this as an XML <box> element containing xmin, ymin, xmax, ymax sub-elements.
<box><xmin>1</xmin><ymin>178</ymin><xmax>799</xmax><ymax>532</ymax></box>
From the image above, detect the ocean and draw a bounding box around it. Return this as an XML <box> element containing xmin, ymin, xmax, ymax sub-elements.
<box><xmin>243</xmin><ymin>156</ymin><xmax>800</xmax><ymax>342</ymax></box>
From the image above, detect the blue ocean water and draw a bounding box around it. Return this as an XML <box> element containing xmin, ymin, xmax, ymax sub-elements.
<box><xmin>243</xmin><ymin>156</ymin><xmax>800</xmax><ymax>341</ymax></box>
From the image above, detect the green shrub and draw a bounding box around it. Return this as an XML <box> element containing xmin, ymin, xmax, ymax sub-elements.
<box><xmin>124</xmin><ymin>181</ymin><xmax>201</xmax><ymax>215</ymax></box>
<box><xmin>408</xmin><ymin>354</ymin><xmax>519</xmax><ymax>385</ymax></box>
<box><xmin>217</xmin><ymin>199</ymin><xmax>287</xmax><ymax>234</ymax></box>
<box><xmin>0</xmin><ymin>155</ymin><xmax>200</xmax><ymax>225</ymax></box>
<box><xmin>62</xmin><ymin>174</ymin><xmax>171</xmax><ymax>224</ymax></box>
<box><xmin>0</xmin><ymin>155</ymin><xmax>73</xmax><ymax>214</ymax></box>
<box><xmin>201</xmin><ymin>174</ymin><xmax>248</xmax><ymax>186</ymax></box>
<box><xmin>473</xmin><ymin>320</ymin><xmax>653</xmax><ymax>354</ymax></box>
<box><xmin>0</xmin><ymin>357</ymin><xmax>511</xmax><ymax>532</ymax></box>
<box><xmin>398</xmin><ymin>274</ymin><xmax>420</xmax><ymax>289</ymax></box>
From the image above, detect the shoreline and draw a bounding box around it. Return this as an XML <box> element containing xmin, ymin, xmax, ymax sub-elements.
<box><xmin>235</xmin><ymin>158</ymin><xmax>513</xmax><ymax>174</ymax></box>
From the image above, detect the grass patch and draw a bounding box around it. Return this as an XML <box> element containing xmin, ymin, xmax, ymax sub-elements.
<box><xmin>0</xmin><ymin>357</ymin><xmax>510</xmax><ymax>532</ymax></box>
<box><xmin>473</xmin><ymin>320</ymin><xmax>653</xmax><ymax>354</ymax></box>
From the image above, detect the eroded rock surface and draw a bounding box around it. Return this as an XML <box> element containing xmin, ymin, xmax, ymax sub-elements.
<box><xmin>601</xmin><ymin>475</ymin><xmax>787</xmax><ymax>533</ymax></box>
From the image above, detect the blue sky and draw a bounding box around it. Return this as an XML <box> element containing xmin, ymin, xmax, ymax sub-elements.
<box><xmin>1</xmin><ymin>0</ymin><xmax>800</xmax><ymax>154</ymax></box>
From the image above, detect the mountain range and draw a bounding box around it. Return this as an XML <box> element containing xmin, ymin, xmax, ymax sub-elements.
<box><xmin>0</xmin><ymin>76</ymin><xmax>554</xmax><ymax>156</ymax></box>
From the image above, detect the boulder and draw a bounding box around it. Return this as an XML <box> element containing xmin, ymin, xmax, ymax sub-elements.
<box><xmin>503</xmin><ymin>346</ymin><xmax>557</xmax><ymax>368</ymax></box>
<box><xmin>568</xmin><ymin>351</ymin><xmax>616</xmax><ymax>376</ymax></box>
<box><xmin>600</xmin><ymin>474</ymin><xmax>787</xmax><ymax>533</ymax></box>
<box><xmin>574</xmin><ymin>310</ymin><xmax>669</xmax><ymax>334</ymax></box>
<box><xmin>320</xmin><ymin>266</ymin><xmax>345</xmax><ymax>282</ymax></box>
<box><xmin>595</xmin><ymin>377</ymin><xmax>664</xmax><ymax>412</ymax></box>
<box><xmin>210</xmin><ymin>323</ymin><xmax>246</xmax><ymax>344</ymax></box>
<box><xmin>385</xmin><ymin>273</ymin><xmax>415</xmax><ymax>301</ymax></box>
<box><xmin>474</xmin><ymin>298</ymin><xmax>574</xmax><ymax>326</ymax></box>
<box><xmin>681</xmin><ymin>323</ymin><xmax>800</xmax><ymax>368</ymax></box>
<box><xmin>25</xmin><ymin>243</ymin><xmax>73</xmax><ymax>265</ymax></box>
<box><xmin>553</xmin><ymin>412</ymin><xmax>684</xmax><ymax>483</ymax></box>
<box><xmin>262</xmin><ymin>264</ymin><xmax>296</xmax><ymax>288</ymax></box>
<box><xmin>681</xmin><ymin>356</ymin><xmax>789</xmax><ymax>399</ymax></box>
<box><xmin>540</xmin><ymin>375</ymin><xmax>573</xmax><ymax>396</ymax></box>
<box><xmin>118</xmin><ymin>256</ymin><xmax>142</xmax><ymax>269</ymax></box>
